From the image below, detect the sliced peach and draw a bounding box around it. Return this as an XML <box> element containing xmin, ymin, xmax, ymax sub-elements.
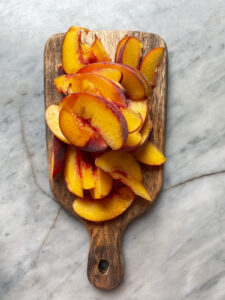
<box><xmin>90</xmin><ymin>167</ymin><xmax>113</xmax><ymax>199</ymax></box>
<box><xmin>60</xmin><ymin>93</ymin><xmax>128</xmax><ymax>150</ymax></box>
<box><xmin>81</xmin><ymin>43</ymin><xmax>96</xmax><ymax>63</ymax></box>
<box><xmin>115</xmin><ymin>36</ymin><xmax>129</xmax><ymax>62</ymax></box>
<box><xmin>45</xmin><ymin>104</ymin><xmax>70</xmax><ymax>144</ymax></box>
<box><xmin>77</xmin><ymin>62</ymin><xmax>148</xmax><ymax>100</ymax></box>
<box><xmin>140</xmin><ymin>47</ymin><xmax>165</xmax><ymax>86</ymax></box>
<box><xmin>64</xmin><ymin>146</ymin><xmax>83</xmax><ymax>197</ymax></box>
<box><xmin>117</xmin><ymin>37</ymin><xmax>142</xmax><ymax>69</ymax></box>
<box><xmin>120</xmin><ymin>108</ymin><xmax>142</xmax><ymax>133</ymax></box>
<box><xmin>95</xmin><ymin>150</ymin><xmax>151</xmax><ymax>200</ymax></box>
<box><xmin>127</xmin><ymin>99</ymin><xmax>149</xmax><ymax>124</ymax></box>
<box><xmin>123</xmin><ymin>131</ymin><xmax>142</xmax><ymax>151</ymax></box>
<box><xmin>73</xmin><ymin>186</ymin><xmax>135</xmax><ymax>222</ymax></box>
<box><xmin>91</xmin><ymin>68</ymin><xmax>122</xmax><ymax>82</ymax></box>
<box><xmin>91</xmin><ymin>36</ymin><xmax>111</xmax><ymax>62</ymax></box>
<box><xmin>133</xmin><ymin>142</ymin><xmax>166</xmax><ymax>165</ymax></box>
<box><xmin>62</xmin><ymin>26</ymin><xmax>90</xmax><ymax>74</ymax></box>
<box><xmin>54</xmin><ymin>73</ymin><xmax>127</xmax><ymax>106</ymax></box>
<box><xmin>80</xmin><ymin>151</ymin><xmax>95</xmax><ymax>190</ymax></box>
<box><xmin>51</xmin><ymin>136</ymin><xmax>67</xmax><ymax>178</ymax></box>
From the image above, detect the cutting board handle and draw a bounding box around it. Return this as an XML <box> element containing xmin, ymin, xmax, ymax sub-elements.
<box><xmin>87</xmin><ymin>222</ymin><xmax>123</xmax><ymax>290</ymax></box>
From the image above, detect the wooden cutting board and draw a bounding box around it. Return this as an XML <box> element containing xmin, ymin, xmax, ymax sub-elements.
<box><xmin>44</xmin><ymin>30</ymin><xmax>167</xmax><ymax>290</ymax></box>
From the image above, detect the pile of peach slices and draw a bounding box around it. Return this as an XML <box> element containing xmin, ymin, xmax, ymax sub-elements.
<box><xmin>45</xmin><ymin>26</ymin><xmax>166</xmax><ymax>222</ymax></box>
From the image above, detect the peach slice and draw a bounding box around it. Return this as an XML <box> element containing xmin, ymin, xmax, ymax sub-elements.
<box><xmin>90</xmin><ymin>167</ymin><xmax>113</xmax><ymax>199</ymax></box>
<box><xmin>77</xmin><ymin>62</ymin><xmax>149</xmax><ymax>100</ymax></box>
<box><xmin>73</xmin><ymin>186</ymin><xmax>135</xmax><ymax>222</ymax></box>
<box><xmin>133</xmin><ymin>142</ymin><xmax>166</xmax><ymax>165</ymax></box>
<box><xmin>91</xmin><ymin>68</ymin><xmax>122</xmax><ymax>82</ymax></box>
<box><xmin>54</xmin><ymin>73</ymin><xmax>127</xmax><ymax>106</ymax></box>
<box><xmin>95</xmin><ymin>150</ymin><xmax>151</xmax><ymax>201</ymax></box>
<box><xmin>117</xmin><ymin>37</ymin><xmax>142</xmax><ymax>69</ymax></box>
<box><xmin>115</xmin><ymin>36</ymin><xmax>129</xmax><ymax>62</ymax></box>
<box><xmin>123</xmin><ymin>131</ymin><xmax>142</xmax><ymax>151</ymax></box>
<box><xmin>140</xmin><ymin>47</ymin><xmax>164</xmax><ymax>86</ymax></box>
<box><xmin>62</xmin><ymin>26</ymin><xmax>91</xmax><ymax>74</ymax></box>
<box><xmin>80</xmin><ymin>151</ymin><xmax>95</xmax><ymax>190</ymax></box>
<box><xmin>64</xmin><ymin>146</ymin><xmax>83</xmax><ymax>197</ymax></box>
<box><xmin>60</xmin><ymin>93</ymin><xmax>128</xmax><ymax>150</ymax></box>
<box><xmin>120</xmin><ymin>108</ymin><xmax>142</xmax><ymax>133</ymax></box>
<box><xmin>91</xmin><ymin>36</ymin><xmax>111</xmax><ymax>62</ymax></box>
<box><xmin>127</xmin><ymin>99</ymin><xmax>149</xmax><ymax>124</ymax></box>
<box><xmin>45</xmin><ymin>104</ymin><xmax>70</xmax><ymax>144</ymax></box>
<box><xmin>51</xmin><ymin>136</ymin><xmax>67</xmax><ymax>178</ymax></box>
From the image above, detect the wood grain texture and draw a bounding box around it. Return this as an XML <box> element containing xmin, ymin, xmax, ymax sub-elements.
<box><xmin>44</xmin><ymin>30</ymin><xmax>167</xmax><ymax>290</ymax></box>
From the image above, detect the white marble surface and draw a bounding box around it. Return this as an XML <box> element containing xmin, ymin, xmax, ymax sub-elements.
<box><xmin>1</xmin><ymin>0</ymin><xmax>225</xmax><ymax>299</ymax></box>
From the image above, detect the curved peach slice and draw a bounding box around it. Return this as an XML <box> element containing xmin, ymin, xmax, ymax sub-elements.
<box><xmin>51</xmin><ymin>136</ymin><xmax>67</xmax><ymax>179</ymax></box>
<box><xmin>91</xmin><ymin>68</ymin><xmax>122</xmax><ymax>82</ymax></box>
<box><xmin>60</xmin><ymin>93</ymin><xmax>128</xmax><ymax>150</ymax></box>
<box><xmin>120</xmin><ymin>108</ymin><xmax>142</xmax><ymax>133</ymax></box>
<box><xmin>90</xmin><ymin>167</ymin><xmax>113</xmax><ymax>199</ymax></box>
<box><xmin>45</xmin><ymin>104</ymin><xmax>70</xmax><ymax>144</ymax></box>
<box><xmin>115</xmin><ymin>36</ymin><xmax>129</xmax><ymax>62</ymax></box>
<box><xmin>80</xmin><ymin>151</ymin><xmax>95</xmax><ymax>190</ymax></box>
<box><xmin>140</xmin><ymin>47</ymin><xmax>165</xmax><ymax>86</ymax></box>
<box><xmin>54</xmin><ymin>73</ymin><xmax>127</xmax><ymax>106</ymax></box>
<box><xmin>95</xmin><ymin>150</ymin><xmax>151</xmax><ymax>200</ymax></box>
<box><xmin>133</xmin><ymin>142</ymin><xmax>166</xmax><ymax>166</ymax></box>
<box><xmin>62</xmin><ymin>26</ymin><xmax>91</xmax><ymax>74</ymax></box>
<box><xmin>117</xmin><ymin>37</ymin><xmax>142</xmax><ymax>69</ymax></box>
<box><xmin>73</xmin><ymin>186</ymin><xmax>135</xmax><ymax>222</ymax></box>
<box><xmin>123</xmin><ymin>131</ymin><xmax>142</xmax><ymax>151</ymax></box>
<box><xmin>91</xmin><ymin>36</ymin><xmax>111</xmax><ymax>62</ymax></box>
<box><xmin>127</xmin><ymin>99</ymin><xmax>149</xmax><ymax>124</ymax></box>
<box><xmin>77</xmin><ymin>62</ymin><xmax>148</xmax><ymax>100</ymax></box>
<box><xmin>64</xmin><ymin>146</ymin><xmax>83</xmax><ymax>197</ymax></box>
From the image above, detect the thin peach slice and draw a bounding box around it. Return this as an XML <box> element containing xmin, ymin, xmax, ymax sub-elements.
<box><xmin>73</xmin><ymin>186</ymin><xmax>135</xmax><ymax>222</ymax></box>
<box><xmin>115</xmin><ymin>36</ymin><xmax>129</xmax><ymax>62</ymax></box>
<box><xmin>91</xmin><ymin>36</ymin><xmax>111</xmax><ymax>62</ymax></box>
<box><xmin>62</xmin><ymin>26</ymin><xmax>90</xmax><ymax>74</ymax></box>
<box><xmin>120</xmin><ymin>108</ymin><xmax>142</xmax><ymax>133</ymax></box>
<box><xmin>80</xmin><ymin>151</ymin><xmax>95</xmax><ymax>190</ymax></box>
<box><xmin>60</xmin><ymin>93</ymin><xmax>128</xmax><ymax>150</ymax></box>
<box><xmin>45</xmin><ymin>104</ymin><xmax>70</xmax><ymax>144</ymax></box>
<box><xmin>90</xmin><ymin>167</ymin><xmax>113</xmax><ymax>199</ymax></box>
<box><xmin>117</xmin><ymin>37</ymin><xmax>142</xmax><ymax>69</ymax></box>
<box><xmin>54</xmin><ymin>73</ymin><xmax>127</xmax><ymax>106</ymax></box>
<box><xmin>127</xmin><ymin>99</ymin><xmax>149</xmax><ymax>124</ymax></box>
<box><xmin>133</xmin><ymin>142</ymin><xmax>166</xmax><ymax>165</ymax></box>
<box><xmin>140</xmin><ymin>47</ymin><xmax>165</xmax><ymax>86</ymax></box>
<box><xmin>77</xmin><ymin>62</ymin><xmax>148</xmax><ymax>100</ymax></box>
<box><xmin>51</xmin><ymin>136</ymin><xmax>67</xmax><ymax>179</ymax></box>
<box><xmin>64</xmin><ymin>146</ymin><xmax>83</xmax><ymax>197</ymax></box>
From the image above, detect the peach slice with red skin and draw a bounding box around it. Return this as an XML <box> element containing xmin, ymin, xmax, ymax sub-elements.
<box><xmin>59</xmin><ymin>93</ymin><xmax>128</xmax><ymax>150</ymax></box>
<box><xmin>91</xmin><ymin>36</ymin><xmax>111</xmax><ymax>62</ymax></box>
<box><xmin>140</xmin><ymin>47</ymin><xmax>165</xmax><ymax>87</ymax></box>
<box><xmin>51</xmin><ymin>136</ymin><xmax>67</xmax><ymax>179</ymax></box>
<box><xmin>117</xmin><ymin>37</ymin><xmax>142</xmax><ymax>69</ymax></box>
<box><xmin>80</xmin><ymin>151</ymin><xmax>95</xmax><ymax>190</ymax></box>
<box><xmin>133</xmin><ymin>142</ymin><xmax>166</xmax><ymax>165</ymax></box>
<box><xmin>64</xmin><ymin>146</ymin><xmax>83</xmax><ymax>197</ymax></box>
<box><xmin>90</xmin><ymin>167</ymin><xmax>113</xmax><ymax>199</ymax></box>
<box><xmin>73</xmin><ymin>186</ymin><xmax>135</xmax><ymax>222</ymax></box>
<box><xmin>54</xmin><ymin>73</ymin><xmax>127</xmax><ymax>106</ymax></box>
<box><xmin>77</xmin><ymin>62</ymin><xmax>149</xmax><ymax>100</ymax></box>
<box><xmin>95</xmin><ymin>150</ymin><xmax>151</xmax><ymax>201</ymax></box>
<box><xmin>45</xmin><ymin>104</ymin><xmax>70</xmax><ymax>144</ymax></box>
<box><xmin>115</xmin><ymin>36</ymin><xmax>129</xmax><ymax>62</ymax></box>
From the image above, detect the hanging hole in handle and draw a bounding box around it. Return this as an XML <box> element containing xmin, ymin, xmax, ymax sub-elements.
<box><xmin>98</xmin><ymin>259</ymin><xmax>109</xmax><ymax>274</ymax></box>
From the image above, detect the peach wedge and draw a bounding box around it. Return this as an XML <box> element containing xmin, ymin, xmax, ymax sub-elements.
<box><xmin>45</xmin><ymin>104</ymin><xmax>70</xmax><ymax>144</ymax></box>
<box><xmin>51</xmin><ymin>136</ymin><xmax>67</xmax><ymax>179</ymax></box>
<box><xmin>140</xmin><ymin>47</ymin><xmax>164</xmax><ymax>87</ymax></box>
<box><xmin>117</xmin><ymin>37</ymin><xmax>142</xmax><ymax>69</ymax></box>
<box><xmin>77</xmin><ymin>62</ymin><xmax>149</xmax><ymax>100</ymax></box>
<box><xmin>133</xmin><ymin>142</ymin><xmax>166</xmax><ymax>165</ymax></box>
<box><xmin>90</xmin><ymin>167</ymin><xmax>113</xmax><ymax>199</ymax></box>
<box><xmin>73</xmin><ymin>186</ymin><xmax>135</xmax><ymax>222</ymax></box>
<box><xmin>59</xmin><ymin>93</ymin><xmax>128</xmax><ymax>150</ymax></box>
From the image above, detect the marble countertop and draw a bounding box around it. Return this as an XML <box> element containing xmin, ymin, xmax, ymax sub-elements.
<box><xmin>1</xmin><ymin>0</ymin><xmax>225</xmax><ymax>299</ymax></box>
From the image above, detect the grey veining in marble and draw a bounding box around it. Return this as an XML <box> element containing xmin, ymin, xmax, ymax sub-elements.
<box><xmin>0</xmin><ymin>0</ymin><xmax>225</xmax><ymax>299</ymax></box>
